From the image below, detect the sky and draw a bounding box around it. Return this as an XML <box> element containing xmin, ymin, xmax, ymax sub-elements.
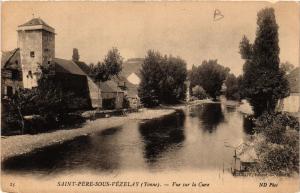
<box><xmin>2</xmin><ymin>1</ymin><xmax>299</xmax><ymax>75</ymax></box>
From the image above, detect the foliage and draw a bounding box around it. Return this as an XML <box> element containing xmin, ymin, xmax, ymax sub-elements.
<box><xmin>72</xmin><ymin>48</ymin><xmax>80</xmax><ymax>62</ymax></box>
<box><xmin>89</xmin><ymin>47</ymin><xmax>123</xmax><ymax>82</ymax></box>
<box><xmin>191</xmin><ymin>85</ymin><xmax>207</xmax><ymax>99</ymax></box>
<box><xmin>189</xmin><ymin>60</ymin><xmax>229</xmax><ymax>100</ymax></box>
<box><xmin>239</xmin><ymin>8</ymin><xmax>290</xmax><ymax>117</ymax></box>
<box><xmin>138</xmin><ymin>50</ymin><xmax>187</xmax><ymax>107</ymax></box>
<box><xmin>224</xmin><ymin>73</ymin><xmax>240</xmax><ymax>101</ymax></box>
<box><xmin>2</xmin><ymin>64</ymin><xmax>86</xmax><ymax>135</ymax></box>
<box><xmin>254</xmin><ymin>112</ymin><xmax>299</xmax><ymax>175</ymax></box>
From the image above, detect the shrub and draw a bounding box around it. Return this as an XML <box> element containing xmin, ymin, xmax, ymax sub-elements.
<box><xmin>191</xmin><ymin>85</ymin><xmax>207</xmax><ymax>99</ymax></box>
<box><xmin>254</xmin><ymin>112</ymin><xmax>299</xmax><ymax>175</ymax></box>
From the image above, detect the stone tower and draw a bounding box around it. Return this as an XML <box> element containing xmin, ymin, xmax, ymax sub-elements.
<box><xmin>17</xmin><ymin>18</ymin><xmax>55</xmax><ymax>88</ymax></box>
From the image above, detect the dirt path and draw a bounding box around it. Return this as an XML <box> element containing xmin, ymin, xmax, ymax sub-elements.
<box><xmin>1</xmin><ymin>108</ymin><xmax>176</xmax><ymax>162</ymax></box>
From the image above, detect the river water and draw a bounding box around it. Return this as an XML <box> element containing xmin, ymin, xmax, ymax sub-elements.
<box><xmin>2</xmin><ymin>103</ymin><xmax>253</xmax><ymax>176</ymax></box>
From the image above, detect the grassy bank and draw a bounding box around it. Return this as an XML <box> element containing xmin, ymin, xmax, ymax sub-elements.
<box><xmin>1</xmin><ymin>108</ymin><xmax>175</xmax><ymax>162</ymax></box>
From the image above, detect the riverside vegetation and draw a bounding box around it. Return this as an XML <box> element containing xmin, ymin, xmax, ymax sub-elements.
<box><xmin>1</xmin><ymin>7</ymin><xmax>298</xmax><ymax>176</ymax></box>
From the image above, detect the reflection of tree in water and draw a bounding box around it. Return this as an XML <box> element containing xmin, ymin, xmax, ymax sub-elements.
<box><xmin>243</xmin><ymin>116</ymin><xmax>255</xmax><ymax>135</ymax></box>
<box><xmin>139</xmin><ymin>110</ymin><xmax>185</xmax><ymax>163</ymax></box>
<box><xmin>198</xmin><ymin>103</ymin><xmax>224</xmax><ymax>133</ymax></box>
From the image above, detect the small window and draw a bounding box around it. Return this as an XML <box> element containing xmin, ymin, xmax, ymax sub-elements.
<box><xmin>7</xmin><ymin>86</ymin><xmax>13</xmax><ymax>97</ymax></box>
<box><xmin>48</xmin><ymin>61</ymin><xmax>51</xmax><ymax>64</ymax></box>
<box><xmin>30</xmin><ymin>51</ymin><xmax>35</xmax><ymax>58</ymax></box>
<box><xmin>44</xmin><ymin>48</ymin><xmax>49</xmax><ymax>52</ymax></box>
<box><xmin>27</xmin><ymin>71</ymin><xmax>33</xmax><ymax>78</ymax></box>
<box><xmin>15</xmin><ymin>60</ymin><xmax>18</xmax><ymax>65</ymax></box>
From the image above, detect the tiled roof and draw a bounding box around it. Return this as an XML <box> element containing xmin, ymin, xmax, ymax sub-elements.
<box><xmin>19</xmin><ymin>18</ymin><xmax>52</xmax><ymax>28</ymax></box>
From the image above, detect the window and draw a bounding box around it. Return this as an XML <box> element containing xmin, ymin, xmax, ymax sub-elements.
<box><xmin>15</xmin><ymin>60</ymin><xmax>18</xmax><ymax>65</ymax></box>
<box><xmin>27</xmin><ymin>71</ymin><xmax>33</xmax><ymax>78</ymax></box>
<box><xmin>7</xmin><ymin>86</ymin><xmax>13</xmax><ymax>97</ymax></box>
<box><xmin>11</xmin><ymin>70</ymin><xmax>19</xmax><ymax>80</ymax></box>
<box><xmin>44</xmin><ymin>48</ymin><xmax>49</xmax><ymax>52</ymax></box>
<box><xmin>30</xmin><ymin>51</ymin><xmax>35</xmax><ymax>58</ymax></box>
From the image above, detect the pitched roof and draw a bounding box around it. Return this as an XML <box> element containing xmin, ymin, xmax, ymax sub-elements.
<box><xmin>1</xmin><ymin>48</ymin><xmax>21</xmax><ymax>70</ymax></box>
<box><xmin>18</xmin><ymin>18</ymin><xmax>55</xmax><ymax>33</ymax></box>
<box><xmin>52</xmin><ymin>58</ymin><xmax>86</xmax><ymax>76</ymax></box>
<box><xmin>75</xmin><ymin>61</ymin><xmax>91</xmax><ymax>75</ymax></box>
<box><xmin>53</xmin><ymin>58</ymin><xmax>123</xmax><ymax>93</ymax></box>
<box><xmin>19</xmin><ymin>18</ymin><xmax>52</xmax><ymax>28</ymax></box>
<box><xmin>287</xmin><ymin>67</ymin><xmax>300</xmax><ymax>93</ymax></box>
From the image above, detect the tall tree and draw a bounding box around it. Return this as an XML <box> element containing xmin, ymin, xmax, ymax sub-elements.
<box><xmin>239</xmin><ymin>8</ymin><xmax>289</xmax><ymax>117</ymax></box>
<box><xmin>138</xmin><ymin>50</ymin><xmax>163</xmax><ymax>107</ymax></box>
<box><xmin>138</xmin><ymin>50</ymin><xmax>187</xmax><ymax>107</ymax></box>
<box><xmin>72</xmin><ymin>48</ymin><xmax>80</xmax><ymax>62</ymax></box>
<box><xmin>89</xmin><ymin>48</ymin><xmax>123</xmax><ymax>109</ymax></box>
<box><xmin>224</xmin><ymin>73</ymin><xmax>240</xmax><ymax>100</ymax></box>
<box><xmin>89</xmin><ymin>47</ymin><xmax>123</xmax><ymax>82</ymax></box>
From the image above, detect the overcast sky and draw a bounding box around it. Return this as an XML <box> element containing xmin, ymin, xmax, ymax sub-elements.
<box><xmin>2</xmin><ymin>1</ymin><xmax>299</xmax><ymax>75</ymax></box>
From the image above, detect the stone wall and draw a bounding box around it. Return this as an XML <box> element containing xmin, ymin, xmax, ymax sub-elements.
<box><xmin>18</xmin><ymin>30</ymin><xmax>55</xmax><ymax>89</ymax></box>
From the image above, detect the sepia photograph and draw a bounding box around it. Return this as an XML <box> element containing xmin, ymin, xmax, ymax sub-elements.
<box><xmin>1</xmin><ymin>1</ymin><xmax>299</xmax><ymax>193</ymax></box>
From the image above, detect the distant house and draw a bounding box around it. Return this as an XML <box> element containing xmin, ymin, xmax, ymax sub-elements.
<box><xmin>111</xmin><ymin>76</ymin><xmax>140</xmax><ymax>109</ymax></box>
<box><xmin>232</xmin><ymin>143</ymin><xmax>258</xmax><ymax>175</ymax></box>
<box><xmin>278</xmin><ymin>67</ymin><xmax>300</xmax><ymax>114</ymax></box>
<box><xmin>1</xmin><ymin>48</ymin><xmax>23</xmax><ymax>98</ymax></box>
<box><xmin>1</xmin><ymin>17</ymin><xmax>124</xmax><ymax>110</ymax></box>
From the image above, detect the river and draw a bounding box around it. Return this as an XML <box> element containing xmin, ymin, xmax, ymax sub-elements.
<box><xmin>2</xmin><ymin>103</ymin><xmax>253</xmax><ymax>176</ymax></box>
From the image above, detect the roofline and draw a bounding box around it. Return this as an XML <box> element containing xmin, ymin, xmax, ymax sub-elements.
<box><xmin>2</xmin><ymin>48</ymin><xmax>20</xmax><ymax>69</ymax></box>
<box><xmin>17</xmin><ymin>25</ymin><xmax>55</xmax><ymax>34</ymax></box>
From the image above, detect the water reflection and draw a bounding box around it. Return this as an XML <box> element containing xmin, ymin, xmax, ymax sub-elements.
<box><xmin>2</xmin><ymin>103</ymin><xmax>254</xmax><ymax>175</ymax></box>
<box><xmin>2</xmin><ymin>127</ymin><xmax>123</xmax><ymax>174</ymax></box>
<box><xmin>139</xmin><ymin>111</ymin><xmax>185</xmax><ymax>163</ymax></box>
<box><xmin>195</xmin><ymin>103</ymin><xmax>225</xmax><ymax>133</ymax></box>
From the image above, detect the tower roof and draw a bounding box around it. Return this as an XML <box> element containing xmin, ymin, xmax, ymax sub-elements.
<box><xmin>17</xmin><ymin>18</ymin><xmax>55</xmax><ymax>33</ymax></box>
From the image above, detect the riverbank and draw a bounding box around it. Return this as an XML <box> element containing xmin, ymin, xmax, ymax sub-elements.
<box><xmin>1</xmin><ymin>108</ymin><xmax>176</xmax><ymax>162</ymax></box>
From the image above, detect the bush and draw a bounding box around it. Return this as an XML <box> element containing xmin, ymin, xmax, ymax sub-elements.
<box><xmin>254</xmin><ymin>112</ymin><xmax>299</xmax><ymax>175</ymax></box>
<box><xmin>191</xmin><ymin>85</ymin><xmax>207</xmax><ymax>99</ymax></box>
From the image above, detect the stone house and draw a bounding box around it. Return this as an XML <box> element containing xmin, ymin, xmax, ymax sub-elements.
<box><xmin>1</xmin><ymin>17</ymin><xmax>124</xmax><ymax>110</ymax></box>
<box><xmin>1</xmin><ymin>48</ymin><xmax>23</xmax><ymax>98</ymax></box>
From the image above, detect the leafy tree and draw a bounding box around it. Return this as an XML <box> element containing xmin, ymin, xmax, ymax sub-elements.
<box><xmin>89</xmin><ymin>48</ymin><xmax>123</xmax><ymax>109</ymax></box>
<box><xmin>138</xmin><ymin>50</ymin><xmax>164</xmax><ymax>107</ymax></box>
<box><xmin>191</xmin><ymin>85</ymin><xmax>207</xmax><ymax>99</ymax></box>
<box><xmin>89</xmin><ymin>47</ymin><xmax>123</xmax><ymax>82</ymax></box>
<box><xmin>72</xmin><ymin>48</ymin><xmax>80</xmax><ymax>62</ymax></box>
<box><xmin>224</xmin><ymin>73</ymin><xmax>240</xmax><ymax>100</ymax></box>
<box><xmin>190</xmin><ymin>60</ymin><xmax>229</xmax><ymax>100</ymax></box>
<box><xmin>254</xmin><ymin>112</ymin><xmax>299</xmax><ymax>175</ymax></box>
<box><xmin>239</xmin><ymin>8</ymin><xmax>289</xmax><ymax>117</ymax></box>
<box><xmin>159</xmin><ymin>56</ymin><xmax>187</xmax><ymax>104</ymax></box>
<box><xmin>138</xmin><ymin>50</ymin><xmax>187</xmax><ymax>107</ymax></box>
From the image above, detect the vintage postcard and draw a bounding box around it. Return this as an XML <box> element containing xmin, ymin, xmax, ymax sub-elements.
<box><xmin>1</xmin><ymin>1</ymin><xmax>299</xmax><ymax>193</ymax></box>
